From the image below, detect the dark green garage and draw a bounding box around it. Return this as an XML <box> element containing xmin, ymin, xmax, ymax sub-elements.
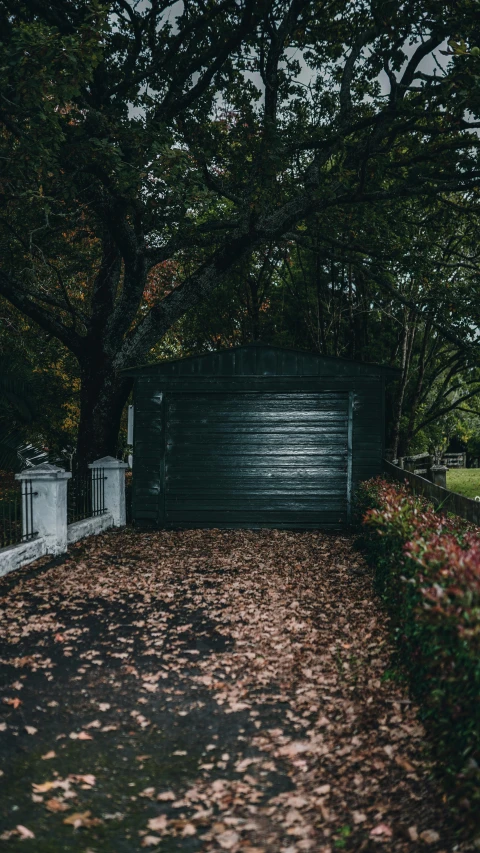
<box><xmin>123</xmin><ymin>344</ymin><xmax>395</xmax><ymax>529</ymax></box>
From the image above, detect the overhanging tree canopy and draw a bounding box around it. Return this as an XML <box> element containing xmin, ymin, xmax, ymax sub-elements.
<box><xmin>0</xmin><ymin>0</ymin><xmax>479</xmax><ymax>464</ymax></box>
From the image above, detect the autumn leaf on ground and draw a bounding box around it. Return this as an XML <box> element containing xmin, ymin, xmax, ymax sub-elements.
<box><xmin>420</xmin><ymin>829</ymin><xmax>440</xmax><ymax>844</ymax></box>
<box><xmin>370</xmin><ymin>823</ymin><xmax>393</xmax><ymax>837</ymax></box>
<box><xmin>147</xmin><ymin>815</ymin><xmax>168</xmax><ymax>832</ymax></box>
<box><xmin>216</xmin><ymin>829</ymin><xmax>240</xmax><ymax>849</ymax></box>
<box><xmin>16</xmin><ymin>825</ymin><xmax>35</xmax><ymax>840</ymax></box>
<box><xmin>32</xmin><ymin>781</ymin><xmax>57</xmax><ymax>793</ymax></box>
<box><xmin>69</xmin><ymin>774</ymin><xmax>96</xmax><ymax>786</ymax></box>
<box><xmin>139</xmin><ymin>787</ymin><xmax>155</xmax><ymax>798</ymax></box>
<box><xmin>63</xmin><ymin>811</ymin><xmax>103</xmax><ymax>829</ymax></box>
<box><xmin>45</xmin><ymin>798</ymin><xmax>69</xmax><ymax>812</ymax></box>
<box><xmin>0</xmin><ymin>528</ymin><xmax>470</xmax><ymax>852</ymax></box>
<box><xmin>4</xmin><ymin>697</ymin><xmax>21</xmax><ymax>708</ymax></box>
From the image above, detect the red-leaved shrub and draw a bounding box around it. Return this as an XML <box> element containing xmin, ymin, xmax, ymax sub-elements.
<box><xmin>357</xmin><ymin>478</ymin><xmax>480</xmax><ymax>808</ymax></box>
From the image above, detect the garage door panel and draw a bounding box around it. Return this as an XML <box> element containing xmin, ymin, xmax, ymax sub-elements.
<box><xmin>167</xmin><ymin>476</ymin><xmax>347</xmax><ymax>489</ymax></box>
<box><xmin>166</xmin><ymin>500</ymin><xmax>348</xmax><ymax>512</ymax></box>
<box><xmin>165</xmin><ymin>512</ymin><xmax>348</xmax><ymax>529</ymax></box>
<box><xmin>164</xmin><ymin>392</ymin><xmax>349</xmax><ymax>528</ymax></box>
<box><xmin>167</xmin><ymin>452</ymin><xmax>347</xmax><ymax>464</ymax></box>
<box><xmin>168</xmin><ymin>426</ymin><xmax>348</xmax><ymax>438</ymax></box>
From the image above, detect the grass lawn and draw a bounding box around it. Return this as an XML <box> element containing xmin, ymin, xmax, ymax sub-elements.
<box><xmin>446</xmin><ymin>468</ymin><xmax>480</xmax><ymax>499</ymax></box>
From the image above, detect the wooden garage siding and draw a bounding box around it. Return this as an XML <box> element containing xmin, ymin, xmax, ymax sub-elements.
<box><xmin>127</xmin><ymin>345</ymin><xmax>393</xmax><ymax>527</ymax></box>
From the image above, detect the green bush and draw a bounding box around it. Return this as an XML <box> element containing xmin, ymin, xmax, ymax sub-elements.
<box><xmin>357</xmin><ymin>478</ymin><xmax>480</xmax><ymax>811</ymax></box>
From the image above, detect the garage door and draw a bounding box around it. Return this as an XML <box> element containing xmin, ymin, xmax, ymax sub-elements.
<box><xmin>164</xmin><ymin>393</ymin><xmax>350</xmax><ymax>528</ymax></box>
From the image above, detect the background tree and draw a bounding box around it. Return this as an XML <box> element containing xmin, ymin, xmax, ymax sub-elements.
<box><xmin>1</xmin><ymin>0</ymin><xmax>480</xmax><ymax>465</ymax></box>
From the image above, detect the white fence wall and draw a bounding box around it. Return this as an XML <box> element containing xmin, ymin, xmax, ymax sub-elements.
<box><xmin>0</xmin><ymin>456</ymin><xmax>127</xmax><ymax>579</ymax></box>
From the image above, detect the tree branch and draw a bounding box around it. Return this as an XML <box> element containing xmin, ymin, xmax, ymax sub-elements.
<box><xmin>0</xmin><ymin>271</ymin><xmax>83</xmax><ymax>355</ymax></box>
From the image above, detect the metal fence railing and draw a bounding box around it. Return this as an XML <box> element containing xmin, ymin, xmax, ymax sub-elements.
<box><xmin>0</xmin><ymin>479</ymin><xmax>38</xmax><ymax>549</ymax></box>
<box><xmin>67</xmin><ymin>468</ymin><xmax>107</xmax><ymax>525</ymax></box>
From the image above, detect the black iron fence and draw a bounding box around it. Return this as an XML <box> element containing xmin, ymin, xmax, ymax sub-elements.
<box><xmin>67</xmin><ymin>468</ymin><xmax>107</xmax><ymax>524</ymax></box>
<box><xmin>0</xmin><ymin>479</ymin><xmax>38</xmax><ymax>548</ymax></box>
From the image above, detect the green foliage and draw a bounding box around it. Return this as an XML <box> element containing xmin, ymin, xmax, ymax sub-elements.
<box><xmin>1</xmin><ymin>1</ymin><xmax>480</xmax><ymax>462</ymax></box>
<box><xmin>357</xmin><ymin>478</ymin><xmax>480</xmax><ymax>815</ymax></box>
<box><xmin>0</xmin><ymin>303</ymin><xmax>80</xmax><ymax>466</ymax></box>
<box><xmin>0</xmin><ymin>357</ymin><xmax>36</xmax><ymax>470</ymax></box>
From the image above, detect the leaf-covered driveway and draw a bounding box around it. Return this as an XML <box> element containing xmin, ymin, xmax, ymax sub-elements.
<box><xmin>0</xmin><ymin>529</ymin><xmax>459</xmax><ymax>852</ymax></box>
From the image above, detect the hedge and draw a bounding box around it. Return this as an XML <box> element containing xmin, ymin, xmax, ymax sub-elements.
<box><xmin>356</xmin><ymin>477</ymin><xmax>480</xmax><ymax>810</ymax></box>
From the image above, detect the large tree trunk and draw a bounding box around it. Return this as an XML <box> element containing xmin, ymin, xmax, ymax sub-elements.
<box><xmin>75</xmin><ymin>361</ymin><xmax>132</xmax><ymax>471</ymax></box>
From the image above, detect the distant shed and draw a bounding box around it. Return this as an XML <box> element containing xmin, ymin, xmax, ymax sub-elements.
<box><xmin>121</xmin><ymin>344</ymin><xmax>397</xmax><ymax>529</ymax></box>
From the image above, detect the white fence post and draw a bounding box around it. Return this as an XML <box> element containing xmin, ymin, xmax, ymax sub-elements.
<box><xmin>15</xmin><ymin>464</ymin><xmax>71</xmax><ymax>556</ymax></box>
<box><xmin>88</xmin><ymin>456</ymin><xmax>128</xmax><ymax>527</ymax></box>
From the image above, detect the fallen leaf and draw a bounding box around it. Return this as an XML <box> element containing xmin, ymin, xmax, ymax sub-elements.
<box><xmin>16</xmin><ymin>825</ymin><xmax>35</xmax><ymax>840</ymax></box>
<box><xmin>147</xmin><ymin>815</ymin><xmax>168</xmax><ymax>832</ymax></box>
<box><xmin>395</xmin><ymin>755</ymin><xmax>416</xmax><ymax>773</ymax></box>
<box><xmin>98</xmin><ymin>703</ymin><xmax>110</xmax><ymax>711</ymax></box>
<box><xmin>139</xmin><ymin>787</ymin><xmax>156</xmax><ymax>799</ymax></box>
<box><xmin>32</xmin><ymin>781</ymin><xmax>57</xmax><ymax>793</ymax></box>
<box><xmin>141</xmin><ymin>836</ymin><xmax>161</xmax><ymax>847</ymax></box>
<box><xmin>4</xmin><ymin>697</ymin><xmax>22</xmax><ymax>709</ymax></box>
<box><xmin>45</xmin><ymin>798</ymin><xmax>70</xmax><ymax>813</ymax></box>
<box><xmin>25</xmin><ymin>726</ymin><xmax>37</xmax><ymax>735</ymax></box>
<box><xmin>216</xmin><ymin>829</ymin><xmax>240</xmax><ymax>849</ymax></box>
<box><xmin>370</xmin><ymin>823</ymin><xmax>393</xmax><ymax>838</ymax></box>
<box><xmin>420</xmin><ymin>829</ymin><xmax>440</xmax><ymax>844</ymax></box>
<box><xmin>63</xmin><ymin>811</ymin><xmax>102</xmax><ymax>829</ymax></box>
<box><xmin>352</xmin><ymin>811</ymin><xmax>367</xmax><ymax>824</ymax></box>
<box><xmin>70</xmin><ymin>774</ymin><xmax>96</xmax><ymax>787</ymax></box>
<box><xmin>41</xmin><ymin>751</ymin><xmax>56</xmax><ymax>760</ymax></box>
<box><xmin>157</xmin><ymin>791</ymin><xmax>175</xmax><ymax>801</ymax></box>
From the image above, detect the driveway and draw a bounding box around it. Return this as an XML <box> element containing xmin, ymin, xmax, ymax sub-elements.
<box><xmin>0</xmin><ymin>528</ymin><xmax>459</xmax><ymax>851</ymax></box>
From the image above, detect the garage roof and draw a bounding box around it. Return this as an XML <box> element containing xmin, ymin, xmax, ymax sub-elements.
<box><xmin>120</xmin><ymin>343</ymin><xmax>400</xmax><ymax>378</ymax></box>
